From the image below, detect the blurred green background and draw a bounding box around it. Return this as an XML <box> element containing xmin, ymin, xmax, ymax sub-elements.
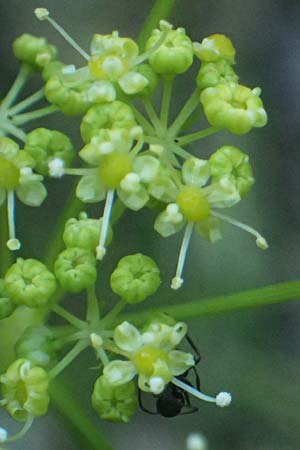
<box><xmin>1</xmin><ymin>0</ymin><xmax>300</xmax><ymax>449</ymax></box>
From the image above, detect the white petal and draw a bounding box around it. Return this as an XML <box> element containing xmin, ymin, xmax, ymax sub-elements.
<box><xmin>114</xmin><ymin>321</ymin><xmax>142</xmax><ymax>353</ymax></box>
<box><xmin>103</xmin><ymin>360</ymin><xmax>136</xmax><ymax>385</ymax></box>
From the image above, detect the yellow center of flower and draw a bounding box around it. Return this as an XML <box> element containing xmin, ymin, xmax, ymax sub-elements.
<box><xmin>98</xmin><ymin>152</ymin><xmax>132</xmax><ymax>188</ymax></box>
<box><xmin>133</xmin><ymin>346</ymin><xmax>169</xmax><ymax>376</ymax></box>
<box><xmin>0</xmin><ymin>156</ymin><xmax>20</xmax><ymax>189</ymax></box>
<box><xmin>176</xmin><ymin>185</ymin><xmax>210</xmax><ymax>222</ymax></box>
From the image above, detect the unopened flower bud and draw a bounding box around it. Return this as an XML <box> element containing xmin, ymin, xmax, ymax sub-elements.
<box><xmin>0</xmin><ymin>359</ymin><xmax>49</xmax><ymax>420</ymax></box>
<box><xmin>110</xmin><ymin>253</ymin><xmax>161</xmax><ymax>303</ymax></box>
<box><xmin>4</xmin><ymin>258</ymin><xmax>56</xmax><ymax>308</ymax></box>
<box><xmin>92</xmin><ymin>375</ymin><xmax>137</xmax><ymax>423</ymax></box>
<box><xmin>55</xmin><ymin>247</ymin><xmax>97</xmax><ymax>293</ymax></box>
<box><xmin>15</xmin><ymin>326</ymin><xmax>56</xmax><ymax>368</ymax></box>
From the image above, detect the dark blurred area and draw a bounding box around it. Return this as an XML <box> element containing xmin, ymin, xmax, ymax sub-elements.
<box><xmin>1</xmin><ymin>0</ymin><xmax>300</xmax><ymax>449</ymax></box>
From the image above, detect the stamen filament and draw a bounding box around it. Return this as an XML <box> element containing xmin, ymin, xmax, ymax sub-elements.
<box><xmin>129</xmin><ymin>136</ymin><xmax>144</xmax><ymax>157</ymax></box>
<box><xmin>134</xmin><ymin>31</ymin><xmax>168</xmax><ymax>65</ymax></box>
<box><xmin>96</xmin><ymin>189</ymin><xmax>115</xmax><ymax>260</ymax></box>
<box><xmin>172</xmin><ymin>377</ymin><xmax>216</xmax><ymax>403</ymax></box>
<box><xmin>63</xmin><ymin>167</ymin><xmax>95</xmax><ymax>176</ymax></box>
<box><xmin>171</xmin><ymin>222</ymin><xmax>194</xmax><ymax>290</ymax></box>
<box><xmin>6</xmin><ymin>190</ymin><xmax>20</xmax><ymax>251</ymax></box>
<box><xmin>39</xmin><ymin>12</ymin><xmax>89</xmax><ymax>61</ymax></box>
<box><xmin>211</xmin><ymin>210</ymin><xmax>268</xmax><ymax>249</ymax></box>
<box><xmin>6</xmin><ymin>415</ymin><xmax>34</xmax><ymax>443</ymax></box>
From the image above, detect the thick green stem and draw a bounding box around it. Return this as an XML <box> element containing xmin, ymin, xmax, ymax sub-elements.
<box><xmin>137</xmin><ymin>0</ymin><xmax>177</xmax><ymax>49</ymax></box>
<box><xmin>177</xmin><ymin>126</ymin><xmax>221</xmax><ymax>146</ymax></box>
<box><xmin>117</xmin><ymin>281</ymin><xmax>300</xmax><ymax>325</ymax></box>
<box><xmin>0</xmin><ymin>203</ymin><xmax>12</xmax><ymax>276</ymax></box>
<box><xmin>50</xmin><ymin>378</ymin><xmax>115</xmax><ymax>450</ymax></box>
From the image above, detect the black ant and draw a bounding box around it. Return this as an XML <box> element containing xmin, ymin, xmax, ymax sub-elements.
<box><xmin>138</xmin><ymin>335</ymin><xmax>201</xmax><ymax>418</ymax></box>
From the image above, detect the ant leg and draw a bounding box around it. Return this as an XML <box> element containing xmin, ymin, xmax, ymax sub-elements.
<box><xmin>185</xmin><ymin>334</ymin><xmax>201</xmax><ymax>364</ymax></box>
<box><xmin>185</xmin><ymin>335</ymin><xmax>201</xmax><ymax>390</ymax></box>
<box><xmin>138</xmin><ymin>389</ymin><xmax>158</xmax><ymax>415</ymax></box>
<box><xmin>181</xmin><ymin>392</ymin><xmax>198</xmax><ymax>415</ymax></box>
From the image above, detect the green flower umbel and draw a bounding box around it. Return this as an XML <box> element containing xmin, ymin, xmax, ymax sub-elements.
<box><xmin>0</xmin><ymin>359</ymin><xmax>49</xmax><ymax>421</ymax></box>
<box><xmin>0</xmin><ymin>137</ymin><xmax>47</xmax><ymax>250</ymax></box>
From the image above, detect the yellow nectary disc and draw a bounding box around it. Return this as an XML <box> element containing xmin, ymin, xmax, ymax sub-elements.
<box><xmin>176</xmin><ymin>185</ymin><xmax>210</xmax><ymax>222</ymax></box>
<box><xmin>98</xmin><ymin>152</ymin><xmax>132</xmax><ymax>188</ymax></box>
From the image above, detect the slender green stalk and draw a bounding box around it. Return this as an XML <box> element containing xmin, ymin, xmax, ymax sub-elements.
<box><xmin>130</xmin><ymin>104</ymin><xmax>155</xmax><ymax>134</ymax></box>
<box><xmin>8</xmin><ymin>88</ymin><xmax>45</xmax><ymax>116</ymax></box>
<box><xmin>0</xmin><ymin>64</ymin><xmax>31</xmax><ymax>112</ymax></box>
<box><xmin>12</xmin><ymin>105</ymin><xmax>58</xmax><ymax>125</ymax></box>
<box><xmin>168</xmin><ymin>90</ymin><xmax>200</xmax><ymax>137</ymax></box>
<box><xmin>101</xmin><ymin>298</ymin><xmax>127</xmax><ymax>327</ymax></box>
<box><xmin>0</xmin><ymin>120</ymin><xmax>27</xmax><ymax>142</ymax></box>
<box><xmin>86</xmin><ymin>285</ymin><xmax>100</xmax><ymax>324</ymax></box>
<box><xmin>160</xmin><ymin>75</ymin><xmax>174</xmax><ymax>127</ymax></box>
<box><xmin>143</xmin><ymin>97</ymin><xmax>164</xmax><ymax>133</ymax></box>
<box><xmin>177</xmin><ymin>126</ymin><xmax>221</xmax><ymax>146</ymax></box>
<box><xmin>137</xmin><ymin>0</ymin><xmax>177</xmax><ymax>48</ymax></box>
<box><xmin>49</xmin><ymin>339</ymin><xmax>88</xmax><ymax>379</ymax></box>
<box><xmin>50</xmin><ymin>378</ymin><xmax>115</xmax><ymax>450</ymax></box>
<box><xmin>52</xmin><ymin>304</ymin><xmax>86</xmax><ymax>329</ymax></box>
<box><xmin>118</xmin><ymin>281</ymin><xmax>300</xmax><ymax>325</ymax></box>
<box><xmin>43</xmin><ymin>183</ymin><xmax>82</xmax><ymax>268</ymax></box>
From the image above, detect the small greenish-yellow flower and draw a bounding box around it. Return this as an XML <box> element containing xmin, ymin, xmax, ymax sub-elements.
<box><xmin>13</xmin><ymin>33</ymin><xmax>57</xmax><ymax>70</ymax></box>
<box><xmin>196</xmin><ymin>59</ymin><xmax>238</xmax><ymax>91</ymax></box>
<box><xmin>153</xmin><ymin>154</ymin><xmax>266</xmax><ymax>289</ymax></box>
<box><xmin>0</xmin><ymin>279</ymin><xmax>15</xmax><ymax>320</ymax></box>
<box><xmin>200</xmin><ymin>84</ymin><xmax>267</xmax><ymax>135</ymax></box>
<box><xmin>80</xmin><ymin>100</ymin><xmax>137</xmax><ymax>146</ymax></box>
<box><xmin>88</xmin><ymin>31</ymin><xmax>149</xmax><ymax>95</ymax></box>
<box><xmin>63</xmin><ymin>212</ymin><xmax>113</xmax><ymax>252</ymax></box>
<box><xmin>103</xmin><ymin>321</ymin><xmax>194</xmax><ymax>394</ymax></box>
<box><xmin>209</xmin><ymin>146</ymin><xmax>254</xmax><ymax>197</ymax></box>
<box><xmin>0</xmin><ymin>359</ymin><xmax>49</xmax><ymax>421</ymax></box>
<box><xmin>24</xmin><ymin>128</ymin><xmax>74</xmax><ymax>175</ymax></box>
<box><xmin>92</xmin><ymin>375</ymin><xmax>137</xmax><ymax>423</ymax></box>
<box><xmin>54</xmin><ymin>247</ymin><xmax>97</xmax><ymax>293</ymax></box>
<box><xmin>194</xmin><ymin>34</ymin><xmax>236</xmax><ymax>64</ymax></box>
<box><xmin>4</xmin><ymin>258</ymin><xmax>56</xmax><ymax>308</ymax></box>
<box><xmin>0</xmin><ymin>137</ymin><xmax>47</xmax><ymax>250</ymax></box>
<box><xmin>15</xmin><ymin>326</ymin><xmax>56</xmax><ymax>369</ymax></box>
<box><xmin>110</xmin><ymin>253</ymin><xmax>161</xmax><ymax>303</ymax></box>
<box><xmin>146</xmin><ymin>26</ymin><xmax>194</xmax><ymax>74</ymax></box>
<box><xmin>45</xmin><ymin>66</ymin><xmax>97</xmax><ymax>115</ymax></box>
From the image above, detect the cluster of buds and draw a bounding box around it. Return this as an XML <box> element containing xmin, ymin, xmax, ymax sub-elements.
<box><xmin>0</xmin><ymin>6</ymin><xmax>268</xmax><ymax>445</ymax></box>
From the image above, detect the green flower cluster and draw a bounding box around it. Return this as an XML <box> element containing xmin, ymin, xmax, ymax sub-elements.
<box><xmin>0</xmin><ymin>9</ymin><xmax>266</xmax><ymax>443</ymax></box>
